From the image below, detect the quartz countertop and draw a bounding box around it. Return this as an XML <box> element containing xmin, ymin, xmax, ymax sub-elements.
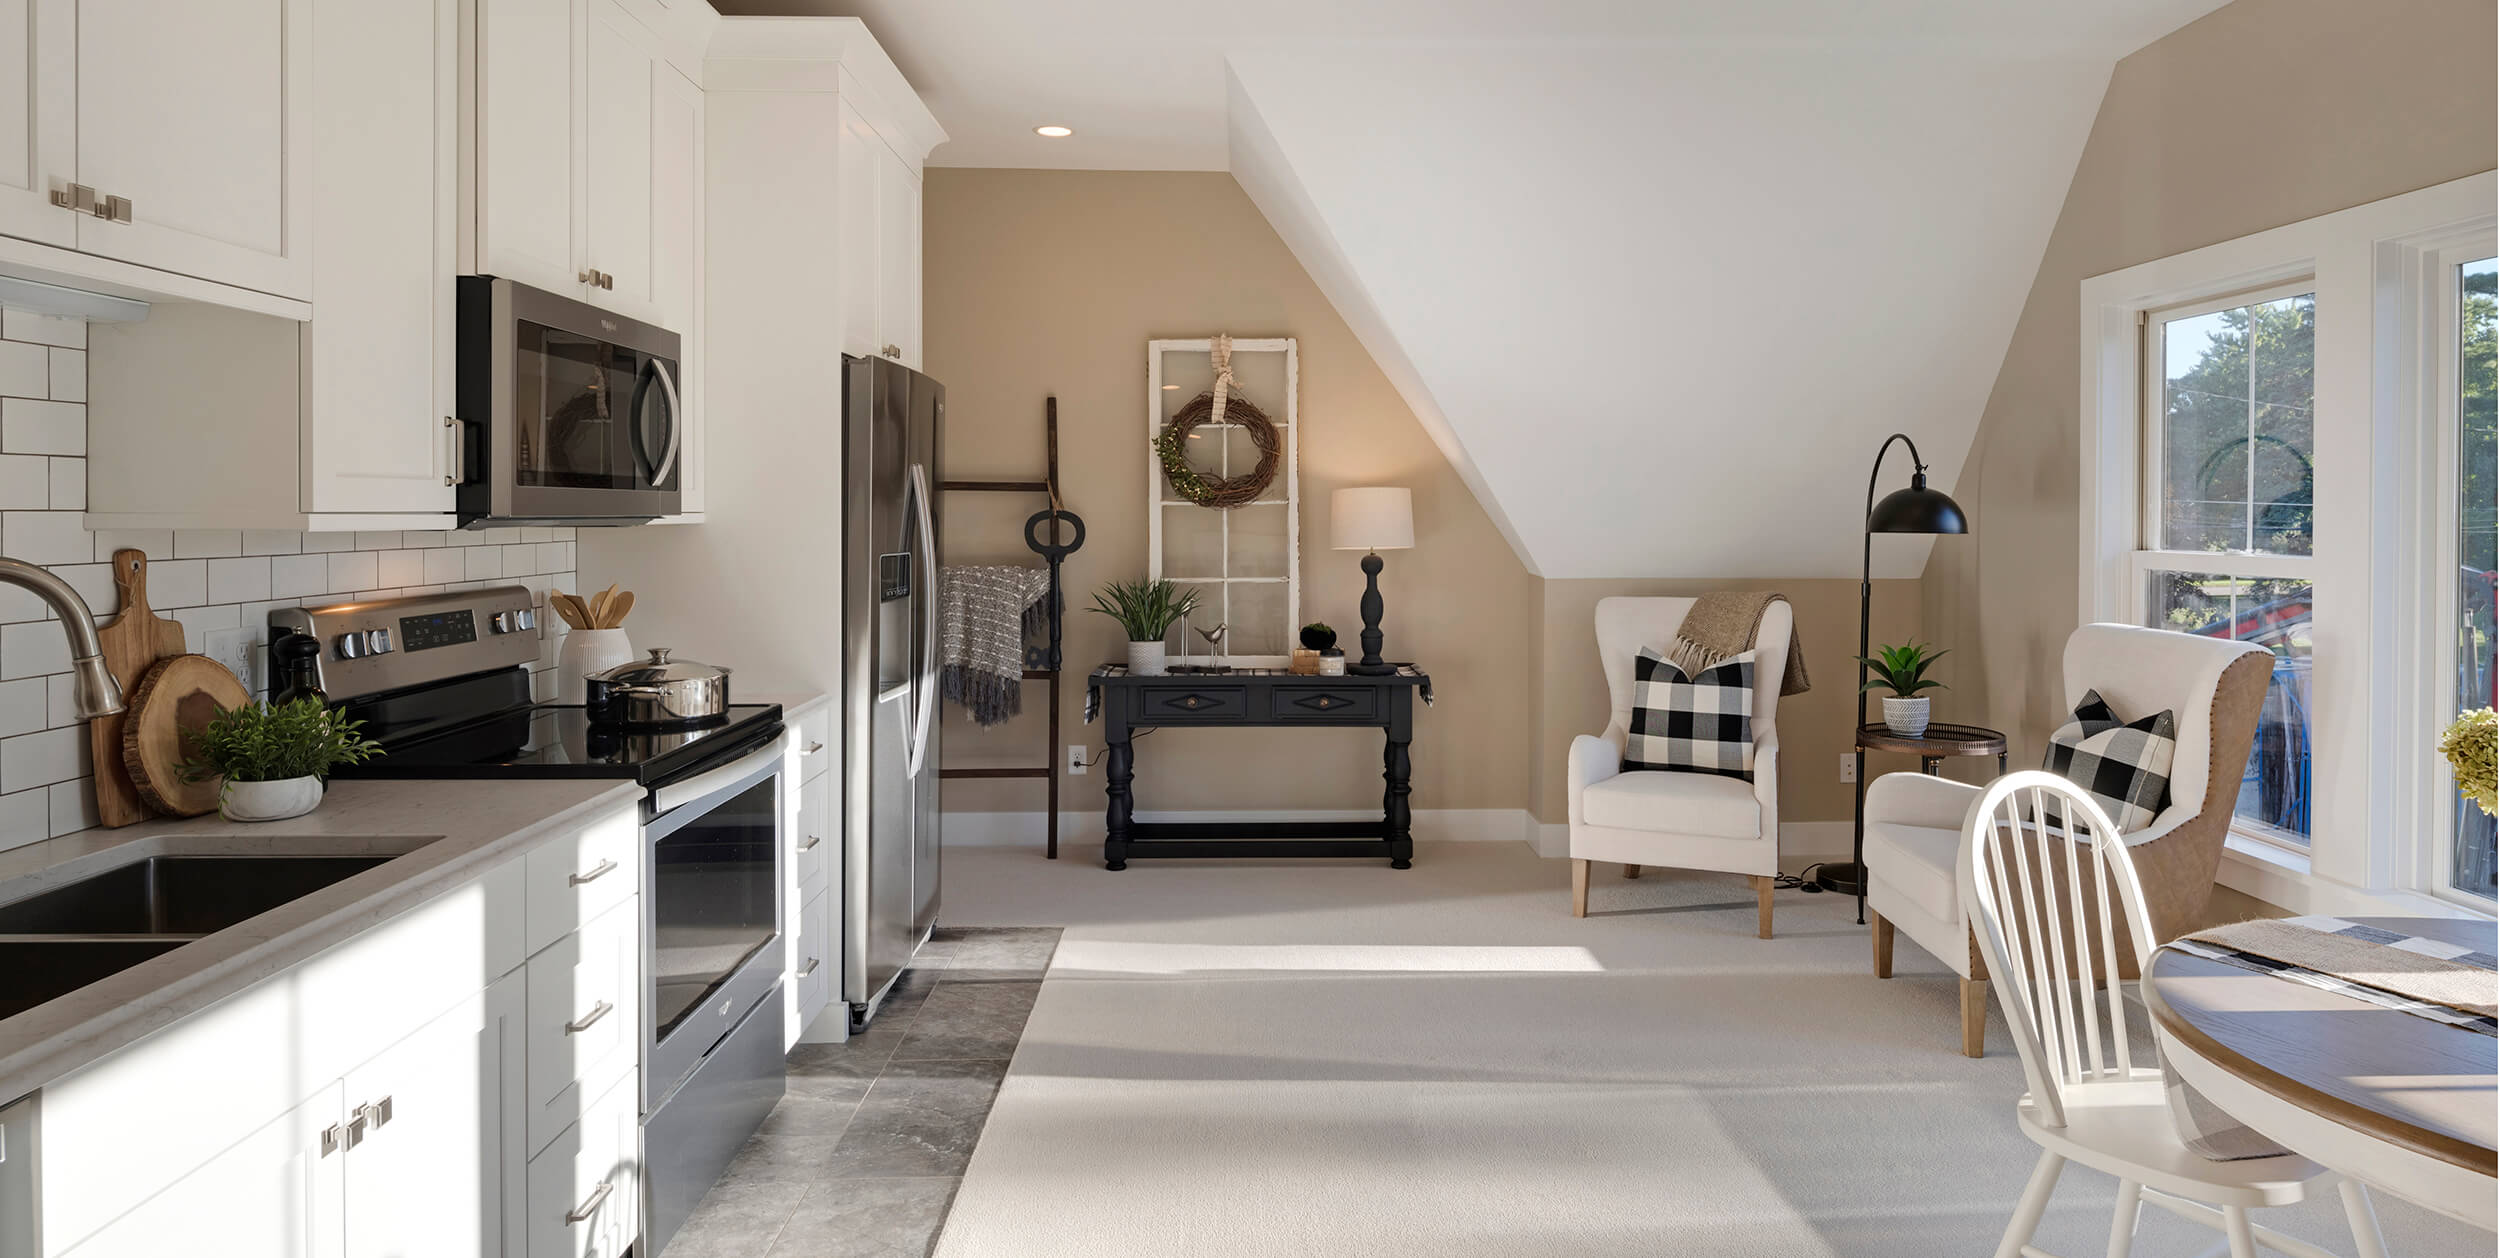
<box><xmin>0</xmin><ymin>777</ymin><xmax>643</xmax><ymax>1105</ymax></box>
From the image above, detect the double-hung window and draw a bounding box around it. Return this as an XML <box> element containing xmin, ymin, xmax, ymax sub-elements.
<box><xmin>2136</xmin><ymin>285</ymin><xmax>2318</xmax><ymax>848</ymax></box>
<box><xmin>2079</xmin><ymin>173</ymin><xmax>2495</xmax><ymax>912</ymax></box>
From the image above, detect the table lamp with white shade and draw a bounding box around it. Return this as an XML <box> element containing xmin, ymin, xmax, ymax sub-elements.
<box><xmin>1330</xmin><ymin>487</ymin><xmax>1414</xmax><ymax>676</ymax></box>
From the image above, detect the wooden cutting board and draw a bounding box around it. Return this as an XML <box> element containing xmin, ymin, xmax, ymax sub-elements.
<box><xmin>121</xmin><ymin>654</ymin><xmax>250</xmax><ymax>818</ymax></box>
<box><xmin>90</xmin><ymin>549</ymin><xmax>189</xmax><ymax>827</ymax></box>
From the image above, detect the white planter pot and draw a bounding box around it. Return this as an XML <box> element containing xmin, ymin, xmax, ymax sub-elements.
<box><xmin>1882</xmin><ymin>696</ymin><xmax>1932</xmax><ymax>738</ymax></box>
<box><xmin>1126</xmin><ymin>640</ymin><xmax>1168</xmax><ymax>676</ymax></box>
<box><xmin>222</xmin><ymin>776</ymin><xmax>324</xmax><ymax>823</ymax></box>
<box><xmin>558</xmin><ymin>628</ymin><xmax>634</xmax><ymax>704</ymax></box>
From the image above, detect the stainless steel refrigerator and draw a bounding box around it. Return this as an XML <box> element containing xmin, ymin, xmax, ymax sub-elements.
<box><xmin>840</xmin><ymin>354</ymin><xmax>943</xmax><ymax>1028</ymax></box>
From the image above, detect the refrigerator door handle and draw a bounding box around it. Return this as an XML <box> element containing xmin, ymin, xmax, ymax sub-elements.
<box><xmin>904</xmin><ymin>461</ymin><xmax>939</xmax><ymax>778</ymax></box>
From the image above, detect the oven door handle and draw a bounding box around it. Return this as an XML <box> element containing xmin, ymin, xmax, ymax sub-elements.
<box><xmin>651</xmin><ymin>732</ymin><xmax>789</xmax><ymax>816</ymax></box>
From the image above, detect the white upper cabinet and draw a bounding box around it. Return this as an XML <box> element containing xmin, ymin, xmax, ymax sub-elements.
<box><xmin>875</xmin><ymin>142</ymin><xmax>920</xmax><ymax>368</ymax></box>
<box><xmin>650</xmin><ymin>61</ymin><xmax>704</xmax><ymax>513</ymax></box>
<box><xmin>475</xmin><ymin>0</ymin><xmax>584</xmax><ymax>298</ymax></box>
<box><xmin>69</xmin><ymin>0</ymin><xmax>311</xmax><ymax>299</ymax></box>
<box><xmin>583</xmin><ymin>0</ymin><xmax>656</xmax><ymax>320</ymax></box>
<box><xmin>827</xmin><ymin>98</ymin><xmax>922</xmax><ymax>369</ymax></box>
<box><xmin>0</xmin><ymin>0</ymin><xmax>74</xmax><ymax>248</ymax></box>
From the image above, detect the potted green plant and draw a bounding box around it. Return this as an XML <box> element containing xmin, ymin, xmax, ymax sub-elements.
<box><xmin>178</xmin><ymin>697</ymin><xmax>385</xmax><ymax>822</ymax></box>
<box><xmin>1858</xmin><ymin>642</ymin><xmax>1948</xmax><ymax>737</ymax></box>
<box><xmin>1300</xmin><ymin>622</ymin><xmax>1337</xmax><ymax>651</ymax></box>
<box><xmin>1088</xmin><ymin>578</ymin><xmax>1201</xmax><ymax>676</ymax></box>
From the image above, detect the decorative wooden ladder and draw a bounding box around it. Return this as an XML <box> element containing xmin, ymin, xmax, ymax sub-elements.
<box><xmin>936</xmin><ymin>397</ymin><xmax>1077</xmax><ymax>858</ymax></box>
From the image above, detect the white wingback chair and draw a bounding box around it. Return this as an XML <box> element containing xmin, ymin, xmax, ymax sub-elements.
<box><xmin>1866</xmin><ymin>622</ymin><xmax>2271</xmax><ymax>1057</ymax></box>
<box><xmin>1568</xmin><ymin>597</ymin><xmax>1790</xmax><ymax>936</ymax></box>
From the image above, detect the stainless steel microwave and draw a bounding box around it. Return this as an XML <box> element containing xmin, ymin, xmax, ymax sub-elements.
<box><xmin>455</xmin><ymin>276</ymin><xmax>682</xmax><ymax>527</ymax></box>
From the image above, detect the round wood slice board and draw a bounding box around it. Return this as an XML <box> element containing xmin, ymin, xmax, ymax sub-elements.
<box><xmin>121</xmin><ymin>654</ymin><xmax>250</xmax><ymax>817</ymax></box>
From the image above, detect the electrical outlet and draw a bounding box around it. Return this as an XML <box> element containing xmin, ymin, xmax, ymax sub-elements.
<box><xmin>1067</xmin><ymin>744</ymin><xmax>1088</xmax><ymax>776</ymax></box>
<box><xmin>1839</xmin><ymin>754</ymin><xmax>1857</xmax><ymax>784</ymax></box>
<box><xmin>203</xmin><ymin>626</ymin><xmax>261</xmax><ymax>695</ymax></box>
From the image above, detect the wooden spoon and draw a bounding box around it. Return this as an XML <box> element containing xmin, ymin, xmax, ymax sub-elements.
<box><xmin>603</xmin><ymin>591</ymin><xmax>633</xmax><ymax>629</ymax></box>
<box><xmin>551</xmin><ymin>595</ymin><xmax>587</xmax><ymax>631</ymax></box>
<box><xmin>588</xmin><ymin>584</ymin><xmax>618</xmax><ymax>630</ymax></box>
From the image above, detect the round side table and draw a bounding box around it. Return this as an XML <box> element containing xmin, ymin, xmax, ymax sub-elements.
<box><xmin>1836</xmin><ymin>721</ymin><xmax>2008</xmax><ymax>923</ymax></box>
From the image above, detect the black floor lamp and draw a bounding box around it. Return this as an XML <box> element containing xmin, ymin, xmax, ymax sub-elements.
<box><xmin>1818</xmin><ymin>433</ymin><xmax>1969</xmax><ymax>913</ymax></box>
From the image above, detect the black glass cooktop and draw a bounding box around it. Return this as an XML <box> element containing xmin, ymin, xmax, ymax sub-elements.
<box><xmin>332</xmin><ymin>702</ymin><xmax>785</xmax><ymax>787</ymax></box>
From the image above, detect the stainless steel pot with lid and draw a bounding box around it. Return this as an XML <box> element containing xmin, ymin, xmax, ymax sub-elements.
<box><xmin>583</xmin><ymin>647</ymin><xmax>732</xmax><ymax>726</ymax></box>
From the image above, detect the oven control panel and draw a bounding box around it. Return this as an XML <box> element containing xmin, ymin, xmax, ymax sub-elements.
<box><xmin>271</xmin><ymin>585</ymin><xmax>541</xmax><ymax>702</ymax></box>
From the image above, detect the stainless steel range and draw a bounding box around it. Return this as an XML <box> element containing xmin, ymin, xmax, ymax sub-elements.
<box><xmin>277</xmin><ymin>586</ymin><xmax>786</xmax><ymax>1255</ymax></box>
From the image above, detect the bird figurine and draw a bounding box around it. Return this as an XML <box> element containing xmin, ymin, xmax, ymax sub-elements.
<box><xmin>1194</xmin><ymin>622</ymin><xmax>1230</xmax><ymax>671</ymax></box>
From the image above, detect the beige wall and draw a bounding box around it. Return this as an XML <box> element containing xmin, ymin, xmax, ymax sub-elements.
<box><xmin>924</xmin><ymin>169</ymin><xmax>1541</xmax><ymax>816</ymax></box>
<box><xmin>1925</xmin><ymin>0</ymin><xmax>2499</xmax><ymax>772</ymax></box>
<box><xmin>1531</xmin><ymin>579</ymin><xmax>1925</xmax><ymax>826</ymax></box>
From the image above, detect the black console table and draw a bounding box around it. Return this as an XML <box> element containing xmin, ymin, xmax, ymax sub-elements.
<box><xmin>1085</xmin><ymin>665</ymin><xmax>1432</xmax><ymax>870</ymax></box>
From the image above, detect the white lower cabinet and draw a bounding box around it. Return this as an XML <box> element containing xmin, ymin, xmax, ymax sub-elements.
<box><xmin>523</xmin><ymin>1071</ymin><xmax>639</xmax><ymax>1258</ymax></box>
<box><xmin>28</xmin><ymin>800</ymin><xmax>644</xmax><ymax>1258</ymax></box>
<box><xmin>342</xmin><ymin>980</ymin><xmax>521</xmax><ymax>1258</ymax></box>
<box><xmin>62</xmin><ymin>1084</ymin><xmax>343</xmax><ymax>1258</ymax></box>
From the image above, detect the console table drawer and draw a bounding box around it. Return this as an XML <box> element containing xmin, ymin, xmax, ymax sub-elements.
<box><xmin>1137</xmin><ymin>685</ymin><xmax>1247</xmax><ymax>720</ymax></box>
<box><xmin>1269</xmin><ymin>687</ymin><xmax>1380</xmax><ymax>721</ymax></box>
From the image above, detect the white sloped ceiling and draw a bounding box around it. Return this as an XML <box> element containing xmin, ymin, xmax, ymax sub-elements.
<box><xmin>781</xmin><ymin>0</ymin><xmax>2231</xmax><ymax>577</ymax></box>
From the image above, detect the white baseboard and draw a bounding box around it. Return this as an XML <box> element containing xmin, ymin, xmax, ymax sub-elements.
<box><xmin>942</xmin><ymin>807</ymin><xmax>1542</xmax><ymax>848</ymax></box>
<box><xmin>1531</xmin><ymin>819</ymin><xmax>1853</xmax><ymax>864</ymax></box>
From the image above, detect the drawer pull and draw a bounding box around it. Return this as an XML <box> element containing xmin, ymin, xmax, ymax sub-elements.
<box><xmin>800</xmin><ymin>833</ymin><xmax>823</xmax><ymax>852</ymax></box>
<box><xmin>804</xmin><ymin>740</ymin><xmax>825</xmax><ymax>755</ymax></box>
<box><xmin>566</xmin><ymin>1179</ymin><xmax>614</xmax><ymax>1225</ymax></box>
<box><xmin>565</xmin><ymin>1000</ymin><xmax>615</xmax><ymax>1035</ymax></box>
<box><xmin>799</xmin><ymin>956</ymin><xmax>821</xmax><ymax>977</ymax></box>
<box><xmin>568</xmin><ymin>857</ymin><xmax>618</xmax><ymax>886</ymax></box>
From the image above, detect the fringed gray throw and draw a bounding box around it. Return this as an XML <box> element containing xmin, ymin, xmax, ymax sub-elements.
<box><xmin>939</xmin><ymin>565</ymin><xmax>1053</xmax><ymax>727</ymax></box>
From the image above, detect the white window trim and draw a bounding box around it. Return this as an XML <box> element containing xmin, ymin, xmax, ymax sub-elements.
<box><xmin>1145</xmin><ymin>337</ymin><xmax>1301</xmax><ymax>667</ymax></box>
<box><xmin>2078</xmin><ymin>171</ymin><xmax>2496</xmax><ymax>918</ymax></box>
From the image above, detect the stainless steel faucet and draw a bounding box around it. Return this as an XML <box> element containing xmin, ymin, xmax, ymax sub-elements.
<box><xmin>0</xmin><ymin>557</ymin><xmax>123</xmax><ymax>718</ymax></box>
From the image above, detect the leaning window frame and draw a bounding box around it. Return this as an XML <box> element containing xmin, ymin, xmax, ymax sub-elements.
<box><xmin>2078</xmin><ymin>172</ymin><xmax>2495</xmax><ymax>917</ymax></box>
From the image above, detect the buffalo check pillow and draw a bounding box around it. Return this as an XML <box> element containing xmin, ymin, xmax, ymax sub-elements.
<box><xmin>1623</xmin><ymin>647</ymin><xmax>1755</xmax><ymax>781</ymax></box>
<box><xmin>2041</xmin><ymin>689</ymin><xmax>2176</xmax><ymax>832</ymax></box>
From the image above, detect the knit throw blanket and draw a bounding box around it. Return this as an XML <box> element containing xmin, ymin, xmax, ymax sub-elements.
<box><xmin>1662</xmin><ymin>591</ymin><xmax>1812</xmax><ymax>696</ymax></box>
<box><xmin>939</xmin><ymin>565</ymin><xmax>1052</xmax><ymax>727</ymax></box>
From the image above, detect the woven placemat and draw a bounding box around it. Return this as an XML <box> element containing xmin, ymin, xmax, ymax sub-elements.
<box><xmin>2182</xmin><ymin>917</ymin><xmax>2497</xmax><ymax>1018</ymax></box>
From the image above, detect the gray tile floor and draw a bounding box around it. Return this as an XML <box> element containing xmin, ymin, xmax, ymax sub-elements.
<box><xmin>663</xmin><ymin>927</ymin><xmax>1062</xmax><ymax>1258</ymax></box>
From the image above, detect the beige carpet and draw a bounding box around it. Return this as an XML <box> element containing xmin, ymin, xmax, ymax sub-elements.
<box><xmin>933</xmin><ymin>838</ymin><xmax>2486</xmax><ymax>1257</ymax></box>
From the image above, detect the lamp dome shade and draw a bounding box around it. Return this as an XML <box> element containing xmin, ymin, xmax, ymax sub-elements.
<box><xmin>1867</xmin><ymin>476</ymin><xmax>1968</xmax><ymax>535</ymax></box>
<box><xmin>1331</xmin><ymin>487</ymin><xmax>1415</xmax><ymax>551</ymax></box>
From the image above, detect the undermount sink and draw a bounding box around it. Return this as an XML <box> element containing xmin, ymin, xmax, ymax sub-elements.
<box><xmin>0</xmin><ymin>855</ymin><xmax>396</xmax><ymax>936</ymax></box>
<box><xmin>0</xmin><ymin>855</ymin><xmax>398</xmax><ymax>1021</ymax></box>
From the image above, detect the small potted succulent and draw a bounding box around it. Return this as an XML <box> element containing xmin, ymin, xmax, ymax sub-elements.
<box><xmin>1301</xmin><ymin>622</ymin><xmax>1345</xmax><ymax>675</ymax></box>
<box><xmin>1088</xmin><ymin>578</ymin><xmax>1201</xmax><ymax>676</ymax></box>
<box><xmin>1858</xmin><ymin>642</ymin><xmax>1948</xmax><ymax>737</ymax></box>
<box><xmin>178</xmin><ymin>697</ymin><xmax>385</xmax><ymax>822</ymax></box>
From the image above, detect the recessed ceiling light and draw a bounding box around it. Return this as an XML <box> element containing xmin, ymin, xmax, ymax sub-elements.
<box><xmin>1034</xmin><ymin>125</ymin><xmax>1073</xmax><ymax>138</ymax></box>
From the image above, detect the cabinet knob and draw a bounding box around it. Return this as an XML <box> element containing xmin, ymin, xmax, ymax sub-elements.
<box><xmin>578</xmin><ymin>269</ymin><xmax>596</xmax><ymax>284</ymax></box>
<box><xmin>881</xmin><ymin>344</ymin><xmax>902</xmax><ymax>359</ymax></box>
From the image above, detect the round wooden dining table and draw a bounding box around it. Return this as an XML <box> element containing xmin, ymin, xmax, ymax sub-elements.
<box><xmin>2143</xmin><ymin>916</ymin><xmax>2498</xmax><ymax>1231</ymax></box>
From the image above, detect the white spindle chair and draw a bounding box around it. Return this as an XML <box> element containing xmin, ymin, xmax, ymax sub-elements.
<box><xmin>1959</xmin><ymin>771</ymin><xmax>2389</xmax><ymax>1258</ymax></box>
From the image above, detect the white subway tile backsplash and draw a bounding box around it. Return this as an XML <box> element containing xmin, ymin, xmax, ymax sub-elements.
<box><xmin>46</xmin><ymin>349</ymin><xmax>83</xmax><ymax>402</ymax></box>
<box><xmin>0</xmin><ymin>321</ymin><xmax>611</xmax><ymax>855</ymax></box>
<box><xmin>0</xmin><ymin>456</ymin><xmax>48</xmax><ymax>510</ymax></box>
<box><xmin>174</xmin><ymin>529</ymin><xmax>243</xmax><ymax>559</ymax></box>
<box><xmin>423</xmin><ymin>548</ymin><xmax>464</xmax><ymax>584</ymax></box>
<box><xmin>0</xmin><ymin>678</ymin><xmax>46</xmax><ymax>739</ymax></box>
<box><xmin>207</xmin><ymin>556</ymin><xmax>273</xmax><ymax>604</ymax></box>
<box><xmin>328</xmin><ymin>550</ymin><xmax>378</xmax><ymax>592</ymax></box>
<box><xmin>48</xmin><ymin>778</ymin><xmax>95</xmax><ymax>838</ymax></box>
<box><xmin>377</xmin><ymin>548</ymin><xmax>423</xmax><ymax>588</ymax></box>
<box><xmin>0</xmin><ymin>342</ymin><xmax>46</xmax><ymax>399</ymax></box>
<box><xmin>1</xmin><ymin>311</ymin><xmax>84</xmax><ymax>349</ymax></box>
<box><xmin>1</xmin><ymin>725</ymin><xmax>86</xmax><ymax>792</ymax></box>
<box><xmin>148</xmin><ymin>558</ymin><xmax>207</xmax><ymax>609</ymax></box>
<box><xmin>47</xmin><ymin>457</ymin><xmax>81</xmax><ymax>510</ymax></box>
<box><xmin>5</xmin><ymin>509</ymin><xmax>94</xmax><ymax>566</ymax></box>
<box><xmin>3</xmin><ymin>399</ymin><xmax>84</xmax><ymax>455</ymax></box>
<box><xmin>270</xmin><ymin>552</ymin><xmax>329</xmax><ymax>598</ymax></box>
